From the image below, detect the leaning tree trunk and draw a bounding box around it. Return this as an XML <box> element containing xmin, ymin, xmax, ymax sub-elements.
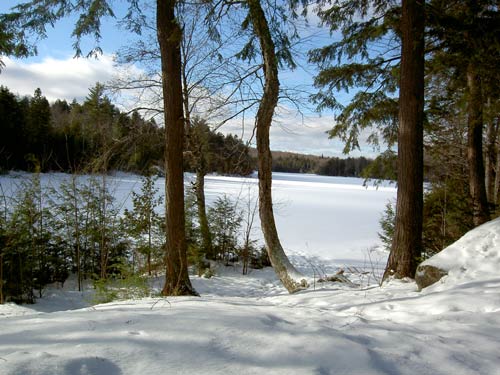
<box><xmin>466</xmin><ymin>62</ymin><xmax>490</xmax><ymax>227</ymax></box>
<box><xmin>384</xmin><ymin>0</ymin><xmax>425</xmax><ymax>280</ymax></box>
<box><xmin>247</xmin><ymin>0</ymin><xmax>307</xmax><ymax>293</ymax></box>
<box><xmin>157</xmin><ymin>0</ymin><xmax>197</xmax><ymax>296</ymax></box>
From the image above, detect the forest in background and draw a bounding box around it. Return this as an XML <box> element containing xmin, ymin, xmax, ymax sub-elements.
<box><xmin>0</xmin><ymin>84</ymin><xmax>254</xmax><ymax>176</ymax></box>
<box><xmin>0</xmin><ymin>84</ymin><xmax>375</xmax><ymax>178</ymax></box>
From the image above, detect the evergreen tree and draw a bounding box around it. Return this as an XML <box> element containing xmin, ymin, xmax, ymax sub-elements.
<box><xmin>25</xmin><ymin>88</ymin><xmax>52</xmax><ymax>170</ymax></box>
<box><xmin>426</xmin><ymin>0</ymin><xmax>500</xmax><ymax>226</ymax></box>
<box><xmin>3</xmin><ymin>175</ymin><xmax>60</xmax><ymax>303</ymax></box>
<box><xmin>79</xmin><ymin>177</ymin><xmax>128</xmax><ymax>280</ymax></box>
<box><xmin>208</xmin><ymin>195</ymin><xmax>242</xmax><ymax>264</ymax></box>
<box><xmin>82</xmin><ymin>83</ymin><xmax>117</xmax><ymax>173</ymax></box>
<box><xmin>0</xmin><ymin>86</ymin><xmax>25</xmax><ymax>171</ymax></box>
<box><xmin>122</xmin><ymin>174</ymin><xmax>164</xmax><ymax>276</ymax></box>
<box><xmin>309</xmin><ymin>0</ymin><xmax>400</xmax><ymax>154</ymax></box>
<box><xmin>49</xmin><ymin>175</ymin><xmax>87</xmax><ymax>291</ymax></box>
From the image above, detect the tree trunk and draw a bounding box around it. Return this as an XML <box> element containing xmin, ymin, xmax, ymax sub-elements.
<box><xmin>180</xmin><ymin>31</ymin><xmax>213</xmax><ymax>266</ymax></box>
<box><xmin>484</xmin><ymin>100</ymin><xmax>497</xmax><ymax>205</ymax></box>
<box><xmin>384</xmin><ymin>0</ymin><xmax>425</xmax><ymax>280</ymax></box>
<box><xmin>195</xmin><ymin>168</ymin><xmax>213</xmax><ymax>259</ymax></box>
<box><xmin>73</xmin><ymin>176</ymin><xmax>82</xmax><ymax>292</ymax></box>
<box><xmin>247</xmin><ymin>0</ymin><xmax>307</xmax><ymax>293</ymax></box>
<box><xmin>157</xmin><ymin>0</ymin><xmax>197</xmax><ymax>296</ymax></box>
<box><xmin>466</xmin><ymin>62</ymin><xmax>490</xmax><ymax>226</ymax></box>
<box><xmin>0</xmin><ymin>251</ymin><xmax>3</xmax><ymax>304</ymax></box>
<box><xmin>495</xmin><ymin>138</ymin><xmax>500</xmax><ymax>205</ymax></box>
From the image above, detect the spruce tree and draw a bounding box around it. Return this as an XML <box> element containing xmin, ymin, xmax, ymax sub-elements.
<box><xmin>208</xmin><ymin>195</ymin><xmax>242</xmax><ymax>264</ymax></box>
<box><xmin>123</xmin><ymin>174</ymin><xmax>164</xmax><ymax>276</ymax></box>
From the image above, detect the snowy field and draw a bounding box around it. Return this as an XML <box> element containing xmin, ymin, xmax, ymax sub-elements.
<box><xmin>2</xmin><ymin>172</ymin><xmax>500</xmax><ymax>374</ymax></box>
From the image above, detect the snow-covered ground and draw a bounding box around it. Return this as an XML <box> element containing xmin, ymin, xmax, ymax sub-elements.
<box><xmin>0</xmin><ymin>171</ymin><xmax>396</xmax><ymax>271</ymax></box>
<box><xmin>2</xmin><ymin>172</ymin><xmax>500</xmax><ymax>374</ymax></box>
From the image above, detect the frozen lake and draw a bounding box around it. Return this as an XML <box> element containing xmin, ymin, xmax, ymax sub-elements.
<box><xmin>202</xmin><ymin>173</ymin><xmax>396</xmax><ymax>264</ymax></box>
<box><xmin>0</xmin><ymin>171</ymin><xmax>396</xmax><ymax>268</ymax></box>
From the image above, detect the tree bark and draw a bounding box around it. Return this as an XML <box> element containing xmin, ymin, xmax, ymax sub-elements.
<box><xmin>495</xmin><ymin>136</ymin><xmax>500</xmax><ymax>205</ymax></box>
<box><xmin>0</xmin><ymin>251</ymin><xmax>3</xmax><ymax>304</ymax></box>
<box><xmin>384</xmin><ymin>0</ymin><xmax>425</xmax><ymax>280</ymax></box>
<box><xmin>484</xmin><ymin>99</ymin><xmax>497</xmax><ymax>204</ymax></box>
<box><xmin>195</xmin><ymin>168</ymin><xmax>213</xmax><ymax>259</ymax></box>
<box><xmin>466</xmin><ymin>62</ymin><xmax>490</xmax><ymax>226</ymax></box>
<box><xmin>247</xmin><ymin>0</ymin><xmax>307</xmax><ymax>293</ymax></box>
<box><xmin>157</xmin><ymin>0</ymin><xmax>197</xmax><ymax>296</ymax></box>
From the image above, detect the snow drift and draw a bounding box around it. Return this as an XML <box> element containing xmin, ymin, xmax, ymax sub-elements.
<box><xmin>416</xmin><ymin>217</ymin><xmax>500</xmax><ymax>290</ymax></box>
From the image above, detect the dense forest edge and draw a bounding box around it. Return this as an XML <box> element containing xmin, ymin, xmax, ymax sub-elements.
<box><xmin>0</xmin><ymin>84</ymin><xmax>380</xmax><ymax>179</ymax></box>
<box><xmin>0</xmin><ymin>84</ymin><xmax>254</xmax><ymax>177</ymax></box>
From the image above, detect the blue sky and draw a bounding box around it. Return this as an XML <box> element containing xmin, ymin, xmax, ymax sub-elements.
<box><xmin>0</xmin><ymin>1</ymin><xmax>378</xmax><ymax>158</ymax></box>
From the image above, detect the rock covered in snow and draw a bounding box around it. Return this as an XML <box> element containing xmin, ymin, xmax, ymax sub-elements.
<box><xmin>416</xmin><ymin>217</ymin><xmax>500</xmax><ymax>290</ymax></box>
<box><xmin>415</xmin><ymin>264</ymin><xmax>448</xmax><ymax>290</ymax></box>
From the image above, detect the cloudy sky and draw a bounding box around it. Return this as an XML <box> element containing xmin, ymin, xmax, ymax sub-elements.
<box><xmin>0</xmin><ymin>1</ymin><xmax>378</xmax><ymax>158</ymax></box>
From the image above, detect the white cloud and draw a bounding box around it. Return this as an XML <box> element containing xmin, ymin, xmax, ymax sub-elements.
<box><xmin>0</xmin><ymin>55</ymin><xmax>118</xmax><ymax>102</ymax></box>
<box><xmin>218</xmin><ymin>109</ymin><xmax>380</xmax><ymax>158</ymax></box>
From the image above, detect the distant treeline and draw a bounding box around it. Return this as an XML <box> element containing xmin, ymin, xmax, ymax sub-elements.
<box><xmin>252</xmin><ymin>150</ymin><xmax>375</xmax><ymax>178</ymax></box>
<box><xmin>1</xmin><ymin>84</ymin><xmax>387</xmax><ymax>179</ymax></box>
<box><xmin>0</xmin><ymin>85</ymin><xmax>253</xmax><ymax>176</ymax></box>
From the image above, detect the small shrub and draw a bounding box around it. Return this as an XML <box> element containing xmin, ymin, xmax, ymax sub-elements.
<box><xmin>378</xmin><ymin>201</ymin><xmax>395</xmax><ymax>251</ymax></box>
<box><xmin>203</xmin><ymin>268</ymin><xmax>216</xmax><ymax>279</ymax></box>
<box><xmin>91</xmin><ymin>264</ymin><xmax>150</xmax><ymax>304</ymax></box>
<box><xmin>250</xmin><ymin>247</ymin><xmax>271</xmax><ymax>269</ymax></box>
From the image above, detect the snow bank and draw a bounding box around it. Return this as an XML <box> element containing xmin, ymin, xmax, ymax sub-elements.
<box><xmin>418</xmin><ymin>217</ymin><xmax>500</xmax><ymax>291</ymax></box>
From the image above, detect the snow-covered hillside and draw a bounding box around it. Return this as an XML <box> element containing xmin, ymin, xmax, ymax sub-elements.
<box><xmin>2</xmin><ymin>172</ymin><xmax>499</xmax><ymax>374</ymax></box>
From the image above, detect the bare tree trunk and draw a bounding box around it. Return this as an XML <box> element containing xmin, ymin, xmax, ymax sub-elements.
<box><xmin>99</xmin><ymin>174</ymin><xmax>108</xmax><ymax>280</ymax></box>
<box><xmin>495</xmin><ymin>138</ymin><xmax>500</xmax><ymax>205</ymax></box>
<box><xmin>0</xmin><ymin>251</ymin><xmax>3</xmax><ymax>304</ymax></box>
<box><xmin>484</xmin><ymin>100</ymin><xmax>497</xmax><ymax>204</ymax></box>
<box><xmin>384</xmin><ymin>0</ymin><xmax>425</xmax><ymax>280</ymax></box>
<box><xmin>71</xmin><ymin>176</ymin><xmax>82</xmax><ymax>292</ymax></box>
<box><xmin>466</xmin><ymin>62</ymin><xmax>490</xmax><ymax>226</ymax></box>
<box><xmin>147</xmin><ymin>220</ymin><xmax>152</xmax><ymax>276</ymax></box>
<box><xmin>157</xmin><ymin>0</ymin><xmax>197</xmax><ymax>296</ymax></box>
<box><xmin>180</xmin><ymin>30</ymin><xmax>213</xmax><ymax>264</ymax></box>
<box><xmin>195</xmin><ymin>168</ymin><xmax>213</xmax><ymax>259</ymax></box>
<box><xmin>247</xmin><ymin>0</ymin><xmax>307</xmax><ymax>293</ymax></box>
<box><xmin>242</xmin><ymin>193</ymin><xmax>258</xmax><ymax>275</ymax></box>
